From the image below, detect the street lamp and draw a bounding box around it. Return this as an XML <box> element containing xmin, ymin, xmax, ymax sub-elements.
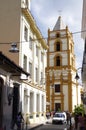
<box><xmin>0</xmin><ymin>42</ymin><xmax>19</xmax><ymax>53</ymax></box>
<box><xmin>74</xmin><ymin>67</ymin><xmax>86</xmax><ymax>105</ymax></box>
<box><xmin>9</xmin><ymin>42</ymin><xmax>19</xmax><ymax>53</ymax></box>
<box><xmin>75</xmin><ymin>67</ymin><xmax>82</xmax><ymax>80</ymax></box>
<box><xmin>75</xmin><ymin>72</ymin><xmax>80</xmax><ymax>80</ymax></box>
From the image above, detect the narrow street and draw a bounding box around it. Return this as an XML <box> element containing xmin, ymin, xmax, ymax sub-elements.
<box><xmin>0</xmin><ymin>1</ymin><xmax>85</xmax><ymax>130</ymax></box>
<box><xmin>33</xmin><ymin>124</ymin><xmax>71</xmax><ymax>130</ymax></box>
<box><xmin>30</xmin><ymin>117</ymin><xmax>74</xmax><ymax>130</ymax></box>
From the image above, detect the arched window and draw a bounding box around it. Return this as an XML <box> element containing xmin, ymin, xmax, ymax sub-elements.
<box><xmin>54</xmin><ymin>40</ymin><xmax>62</xmax><ymax>52</ymax></box>
<box><xmin>56</xmin><ymin>56</ymin><xmax>60</xmax><ymax>66</ymax></box>
<box><xmin>56</xmin><ymin>42</ymin><xmax>60</xmax><ymax>51</ymax></box>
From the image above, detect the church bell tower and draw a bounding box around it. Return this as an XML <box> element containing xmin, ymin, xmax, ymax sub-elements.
<box><xmin>46</xmin><ymin>16</ymin><xmax>79</xmax><ymax>113</ymax></box>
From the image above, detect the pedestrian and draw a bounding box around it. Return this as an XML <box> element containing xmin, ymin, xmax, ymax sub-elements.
<box><xmin>66</xmin><ymin>112</ymin><xmax>70</xmax><ymax>125</ymax></box>
<box><xmin>78</xmin><ymin>113</ymin><xmax>85</xmax><ymax>130</ymax></box>
<box><xmin>74</xmin><ymin>113</ymin><xmax>79</xmax><ymax>130</ymax></box>
<box><xmin>46</xmin><ymin>112</ymin><xmax>50</xmax><ymax>119</ymax></box>
<box><xmin>16</xmin><ymin>112</ymin><xmax>24</xmax><ymax>130</ymax></box>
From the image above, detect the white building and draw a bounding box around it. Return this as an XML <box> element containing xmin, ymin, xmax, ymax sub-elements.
<box><xmin>0</xmin><ymin>0</ymin><xmax>48</xmax><ymax>127</ymax></box>
<box><xmin>0</xmin><ymin>52</ymin><xmax>29</xmax><ymax>130</ymax></box>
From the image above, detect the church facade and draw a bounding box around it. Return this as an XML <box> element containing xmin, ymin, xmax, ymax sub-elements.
<box><xmin>46</xmin><ymin>16</ymin><xmax>82</xmax><ymax>113</ymax></box>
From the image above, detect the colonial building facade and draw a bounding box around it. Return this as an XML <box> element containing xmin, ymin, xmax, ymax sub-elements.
<box><xmin>46</xmin><ymin>16</ymin><xmax>82</xmax><ymax>113</ymax></box>
<box><xmin>0</xmin><ymin>52</ymin><xmax>29</xmax><ymax>129</ymax></box>
<box><xmin>0</xmin><ymin>0</ymin><xmax>48</xmax><ymax>127</ymax></box>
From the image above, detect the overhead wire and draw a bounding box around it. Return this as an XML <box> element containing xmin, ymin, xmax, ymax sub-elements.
<box><xmin>0</xmin><ymin>29</ymin><xmax>86</xmax><ymax>44</ymax></box>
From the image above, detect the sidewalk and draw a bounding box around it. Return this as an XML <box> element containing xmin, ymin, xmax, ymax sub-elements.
<box><xmin>28</xmin><ymin>118</ymin><xmax>52</xmax><ymax>130</ymax></box>
<box><xmin>28</xmin><ymin>123</ymin><xmax>44</xmax><ymax>130</ymax></box>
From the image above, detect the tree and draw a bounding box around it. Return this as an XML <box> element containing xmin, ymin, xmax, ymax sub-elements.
<box><xmin>73</xmin><ymin>104</ymin><xmax>85</xmax><ymax>116</ymax></box>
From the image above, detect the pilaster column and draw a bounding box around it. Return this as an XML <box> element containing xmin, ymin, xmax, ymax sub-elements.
<box><xmin>33</xmin><ymin>92</ymin><xmax>36</xmax><ymax>120</ymax></box>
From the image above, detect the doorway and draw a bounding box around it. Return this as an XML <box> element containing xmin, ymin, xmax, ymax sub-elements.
<box><xmin>12</xmin><ymin>84</ymin><xmax>19</xmax><ymax>123</ymax></box>
<box><xmin>55</xmin><ymin>103</ymin><xmax>61</xmax><ymax>112</ymax></box>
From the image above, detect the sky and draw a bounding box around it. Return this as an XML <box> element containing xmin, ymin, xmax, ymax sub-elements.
<box><xmin>30</xmin><ymin>0</ymin><xmax>84</xmax><ymax>69</ymax></box>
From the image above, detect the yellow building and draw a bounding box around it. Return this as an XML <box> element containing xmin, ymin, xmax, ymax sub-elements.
<box><xmin>46</xmin><ymin>16</ymin><xmax>82</xmax><ymax>113</ymax></box>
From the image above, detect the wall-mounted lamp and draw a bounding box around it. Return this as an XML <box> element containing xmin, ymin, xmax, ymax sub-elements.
<box><xmin>9</xmin><ymin>42</ymin><xmax>19</xmax><ymax>53</ymax></box>
<box><xmin>75</xmin><ymin>72</ymin><xmax>80</xmax><ymax>80</ymax></box>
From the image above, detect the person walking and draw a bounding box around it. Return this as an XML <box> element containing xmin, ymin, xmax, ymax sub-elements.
<box><xmin>78</xmin><ymin>113</ymin><xmax>85</xmax><ymax>130</ymax></box>
<box><xmin>16</xmin><ymin>112</ymin><xmax>24</xmax><ymax>130</ymax></box>
<box><xmin>66</xmin><ymin>112</ymin><xmax>70</xmax><ymax>125</ymax></box>
<box><xmin>74</xmin><ymin>114</ymin><xmax>79</xmax><ymax>130</ymax></box>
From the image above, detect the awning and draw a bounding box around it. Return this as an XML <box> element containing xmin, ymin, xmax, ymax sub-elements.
<box><xmin>0</xmin><ymin>52</ymin><xmax>30</xmax><ymax>77</ymax></box>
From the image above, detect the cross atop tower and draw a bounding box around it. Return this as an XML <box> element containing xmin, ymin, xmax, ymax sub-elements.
<box><xmin>58</xmin><ymin>10</ymin><xmax>62</xmax><ymax>16</ymax></box>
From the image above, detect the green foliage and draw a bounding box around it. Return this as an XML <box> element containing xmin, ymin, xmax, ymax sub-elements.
<box><xmin>73</xmin><ymin>104</ymin><xmax>85</xmax><ymax>116</ymax></box>
<box><xmin>57</xmin><ymin>108</ymin><xmax>61</xmax><ymax>112</ymax></box>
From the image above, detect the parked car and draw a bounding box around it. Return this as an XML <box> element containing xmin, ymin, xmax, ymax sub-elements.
<box><xmin>52</xmin><ymin>112</ymin><xmax>67</xmax><ymax>124</ymax></box>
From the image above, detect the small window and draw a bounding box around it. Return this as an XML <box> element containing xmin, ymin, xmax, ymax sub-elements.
<box><xmin>29</xmin><ymin>62</ymin><xmax>32</xmax><ymax>78</ymax></box>
<box><xmin>55</xmin><ymin>84</ymin><xmax>60</xmax><ymax>93</ymax></box>
<box><xmin>35</xmin><ymin>67</ymin><xmax>38</xmax><ymax>82</ymax></box>
<box><xmin>36</xmin><ymin>45</ymin><xmax>38</xmax><ymax>57</ymax></box>
<box><xmin>56</xmin><ymin>33</ymin><xmax>60</xmax><ymax>38</ymax></box>
<box><xmin>25</xmin><ymin>0</ymin><xmax>28</xmax><ymax>5</ymax></box>
<box><xmin>25</xmin><ymin>0</ymin><xmax>29</xmax><ymax>9</ymax></box>
<box><xmin>29</xmin><ymin>37</ymin><xmax>32</xmax><ymax>50</ymax></box>
<box><xmin>24</xmin><ymin>26</ymin><xmax>28</xmax><ymax>41</ymax></box>
<box><xmin>23</xmin><ymin>55</ymin><xmax>27</xmax><ymax>71</ymax></box>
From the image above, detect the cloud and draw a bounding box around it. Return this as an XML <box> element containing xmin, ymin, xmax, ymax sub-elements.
<box><xmin>31</xmin><ymin>0</ymin><xmax>84</xmax><ymax>68</ymax></box>
<box><xmin>31</xmin><ymin>0</ymin><xmax>82</xmax><ymax>33</ymax></box>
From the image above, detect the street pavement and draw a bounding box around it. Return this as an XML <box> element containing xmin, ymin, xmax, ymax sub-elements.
<box><xmin>28</xmin><ymin>117</ymin><xmax>75</xmax><ymax>130</ymax></box>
